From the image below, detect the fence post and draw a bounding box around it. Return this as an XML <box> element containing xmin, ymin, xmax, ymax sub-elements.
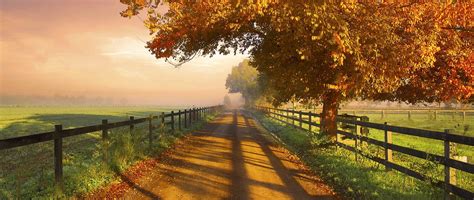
<box><xmin>161</xmin><ymin>112</ymin><xmax>165</xmax><ymax>131</ymax></box>
<box><xmin>148</xmin><ymin>115</ymin><xmax>153</xmax><ymax>149</ymax></box>
<box><xmin>354</xmin><ymin>118</ymin><xmax>359</xmax><ymax>162</ymax></box>
<box><xmin>381</xmin><ymin>110</ymin><xmax>385</xmax><ymax>119</ymax></box>
<box><xmin>129</xmin><ymin>116</ymin><xmax>134</xmax><ymax>135</ymax></box>
<box><xmin>292</xmin><ymin>109</ymin><xmax>295</xmax><ymax>126</ymax></box>
<box><xmin>171</xmin><ymin>111</ymin><xmax>175</xmax><ymax>132</ymax></box>
<box><xmin>102</xmin><ymin>119</ymin><xmax>109</xmax><ymax>161</ymax></box>
<box><xmin>384</xmin><ymin>122</ymin><xmax>392</xmax><ymax>171</ymax></box>
<box><xmin>434</xmin><ymin>110</ymin><xmax>437</xmax><ymax>120</ymax></box>
<box><xmin>444</xmin><ymin>129</ymin><xmax>453</xmax><ymax>200</ymax></box>
<box><xmin>184</xmin><ymin>109</ymin><xmax>188</xmax><ymax>128</ymax></box>
<box><xmin>408</xmin><ymin>111</ymin><xmax>411</xmax><ymax>120</ymax></box>
<box><xmin>299</xmin><ymin>111</ymin><xmax>302</xmax><ymax>128</ymax></box>
<box><xmin>281</xmin><ymin>109</ymin><xmax>284</xmax><ymax>121</ymax></box>
<box><xmin>308</xmin><ymin>111</ymin><xmax>312</xmax><ymax>133</ymax></box>
<box><xmin>194</xmin><ymin>108</ymin><xmax>197</xmax><ymax>122</ymax></box>
<box><xmin>334</xmin><ymin>114</ymin><xmax>339</xmax><ymax>150</ymax></box>
<box><xmin>187</xmin><ymin>109</ymin><xmax>191</xmax><ymax>126</ymax></box>
<box><xmin>53</xmin><ymin>124</ymin><xmax>63</xmax><ymax>192</ymax></box>
<box><xmin>178</xmin><ymin>110</ymin><xmax>182</xmax><ymax>131</ymax></box>
<box><xmin>320</xmin><ymin>113</ymin><xmax>324</xmax><ymax>134</ymax></box>
<box><xmin>462</xmin><ymin>111</ymin><xmax>465</xmax><ymax>121</ymax></box>
<box><xmin>189</xmin><ymin>109</ymin><xmax>192</xmax><ymax>124</ymax></box>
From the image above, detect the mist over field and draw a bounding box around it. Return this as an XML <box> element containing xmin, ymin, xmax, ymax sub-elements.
<box><xmin>0</xmin><ymin>0</ymin><xmax>246</xmax><ymax>106</ymax></box>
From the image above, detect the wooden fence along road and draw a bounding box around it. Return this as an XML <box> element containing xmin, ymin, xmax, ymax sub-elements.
<box><xmin>341</xmin><ymin>109</ymin><xmax>472</xmax><ymax>121</ymax></box>
<box><xmin>0</xmin><ymin>106</ymin><xmax>223</xmax><ymax>192</ymax></box>
<box><xmin>290</xmin><ymin>108</ymin><xmax>473</xmax><ymax>121</ymax></box>
<box><xmin>256</xmin><ymin>106</ymin><xmax>474</xmax><ymax>199</ymax></box>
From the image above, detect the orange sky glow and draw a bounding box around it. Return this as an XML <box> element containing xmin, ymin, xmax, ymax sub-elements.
<box><xmin>0</xmin><ymin>0</ymin><xmax>247</xmax><ymax>106</ymax></box>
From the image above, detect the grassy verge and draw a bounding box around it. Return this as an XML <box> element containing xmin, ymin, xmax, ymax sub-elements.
<box><xmin>0</xmin><ymin>111</ymin><xmax>218</xmax><ymax>199</ymax></box>
<box><xmin>250</xmin><ymin>109</ymin><xmax>451</xmax><ymax>200</ymax></box>
<box><xmin>271</xmin><ymin>110</ymin><xmax>474</xmax><ymax>193</ymax></box>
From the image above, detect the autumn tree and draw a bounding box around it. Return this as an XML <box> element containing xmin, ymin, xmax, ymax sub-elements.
<box><xmin>121</xmin><ymin>0</ymin><xmax>473</xmax><ymax>139</ymax></box>
<box><xmin>225</xmin><ymin>59</ymin><xmax>261</xmax><ymax>106</ymax></box>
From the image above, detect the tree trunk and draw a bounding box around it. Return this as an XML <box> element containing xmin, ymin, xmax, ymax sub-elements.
<box><xmin>321</xmin><ymin>90</ymin><xmax>339</xmax><ymax>140</ymax></box>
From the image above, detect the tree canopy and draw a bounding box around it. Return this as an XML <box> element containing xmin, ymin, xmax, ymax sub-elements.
<box><xmin>121</xmin><ymin>0</ymin><xmax>473</xmax><ymax>137</ymax></box>
<box><xmin>225</xmin><ymin>59</ymin><xmax>261</xmax><ymax>106</ymax></box>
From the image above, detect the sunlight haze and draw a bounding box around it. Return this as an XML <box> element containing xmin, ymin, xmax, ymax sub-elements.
<box><xmin>0</xmin><ymin>0</ymin><xmax>247</xmax><ymax>106</ymax></box>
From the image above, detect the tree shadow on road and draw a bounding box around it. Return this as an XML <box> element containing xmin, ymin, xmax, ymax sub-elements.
<box><xmin>110</xmin><ymin>167</ymin><xmax>161</xmax><ymax>200</ymax></box>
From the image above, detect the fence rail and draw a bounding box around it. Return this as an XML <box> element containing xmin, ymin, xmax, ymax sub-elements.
<box><xmin>256</xmin><ymin>106</ymin><xmax>474</xmax><ymax>199</ymax></box>
<box><xmin>0</xmin><ymin>105</ymin><xmax>223</xmax><ymax>192</ymax></box>
<box><xmin>295</xmin><ymin>108</ymin><xmax>474</xmax><ymax>121</ymax></box>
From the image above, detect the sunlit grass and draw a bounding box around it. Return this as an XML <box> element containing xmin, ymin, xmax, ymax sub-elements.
<box><xmin>0</xmin><ymin>106</ymin><xmax>216</xmax><ymax>199</ymax></box>
<box><xmin>0</xmin><ymin>106</ymin><xmax>182</xmax><ymax>139</ymax></box>
<box><xmin>252</xmin><ymin>110</ymin><xmax>473</xmax><ymax>199</ymax></box>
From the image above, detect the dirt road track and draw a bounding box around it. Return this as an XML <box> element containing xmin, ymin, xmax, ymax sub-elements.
<box><xmin>97</xmin><ymin>110</ymin><xmax>338</xmax><ymax>200</ymax></box>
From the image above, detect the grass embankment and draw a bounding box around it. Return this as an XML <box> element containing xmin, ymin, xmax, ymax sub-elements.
<box><xmin>0</xmin><ymin>106</ymin><xmax>217</xmax><ymax>199</ymax></box>
<box><xmin>251</xmin><ymin>109</ymin><xmax>474</xmax><ymax>199</ymax></box>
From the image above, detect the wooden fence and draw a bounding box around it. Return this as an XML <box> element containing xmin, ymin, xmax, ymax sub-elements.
<box><xmin>341</xmin><ymin>109</ymin><xmax>473</xmax><ymax>121</ymax></box>
<box><xmin>291</xmin><ymin>108</ymin><xmax>473</xmax><ymax>121</ymax></box>
<box><xmin>256</xmin><ymin>106</ymin><xmax>474</xmax><ymax>199</ymax></box>
<box><xmin>0</xmin><ymin>105</ymin><xmax>223</xmax><ymax>192</ymax></box>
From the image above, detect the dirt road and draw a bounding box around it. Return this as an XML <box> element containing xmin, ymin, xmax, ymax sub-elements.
<box><xmin>114</xmin><ymin>110</ymin><xmax>337</xmax><ymax>199</ymax></box>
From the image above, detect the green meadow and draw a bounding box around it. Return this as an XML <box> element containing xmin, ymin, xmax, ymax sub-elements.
<box><xmin>0</xmin><ymin>106</ymin><xmax>185</xmax><ymax>139</ymax></box>
<box><xmin>0</xmin><ymin>106</ymin><xmax>214</xmax><ymax>199</ymax></box>
<box><xmin>341</xmin><ymin>110</ymin><xmax>473</xmax><ymax>136</ymax></box>
<box><xmin>338</xmin><ymin>110</ymin><xmax>474</xmax><ymax>167</ymax></box>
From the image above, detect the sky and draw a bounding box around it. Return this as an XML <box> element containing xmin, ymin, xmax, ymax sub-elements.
<box><xmin>0</xmin><ymin>0</ymin><xmax>247</xmax><ymax>106</ymax></box>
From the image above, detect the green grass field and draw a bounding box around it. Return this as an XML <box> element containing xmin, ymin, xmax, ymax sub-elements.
<box><xmin>0</xmin><ymin>106</ymin><xmax>215</xmax><ymax>199</ymax></box>
<box><xmin>263</xmin><ymin>109</ymin><xmax>474</xmax><ymax>199</ymax></box>
<box><xmin>281</xmin><ymin>109</ymin><xmax>474</xmax><ymax>159</ymax></box>
<box><xmin>342</xmin><ymin>110</ymin><xmax>473</xmax><ymax>136</ymax></box>
<box><xmin>0</xmin><ymin>106</ymin><xmax>185</xmax><ymax>139</ymax></box>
